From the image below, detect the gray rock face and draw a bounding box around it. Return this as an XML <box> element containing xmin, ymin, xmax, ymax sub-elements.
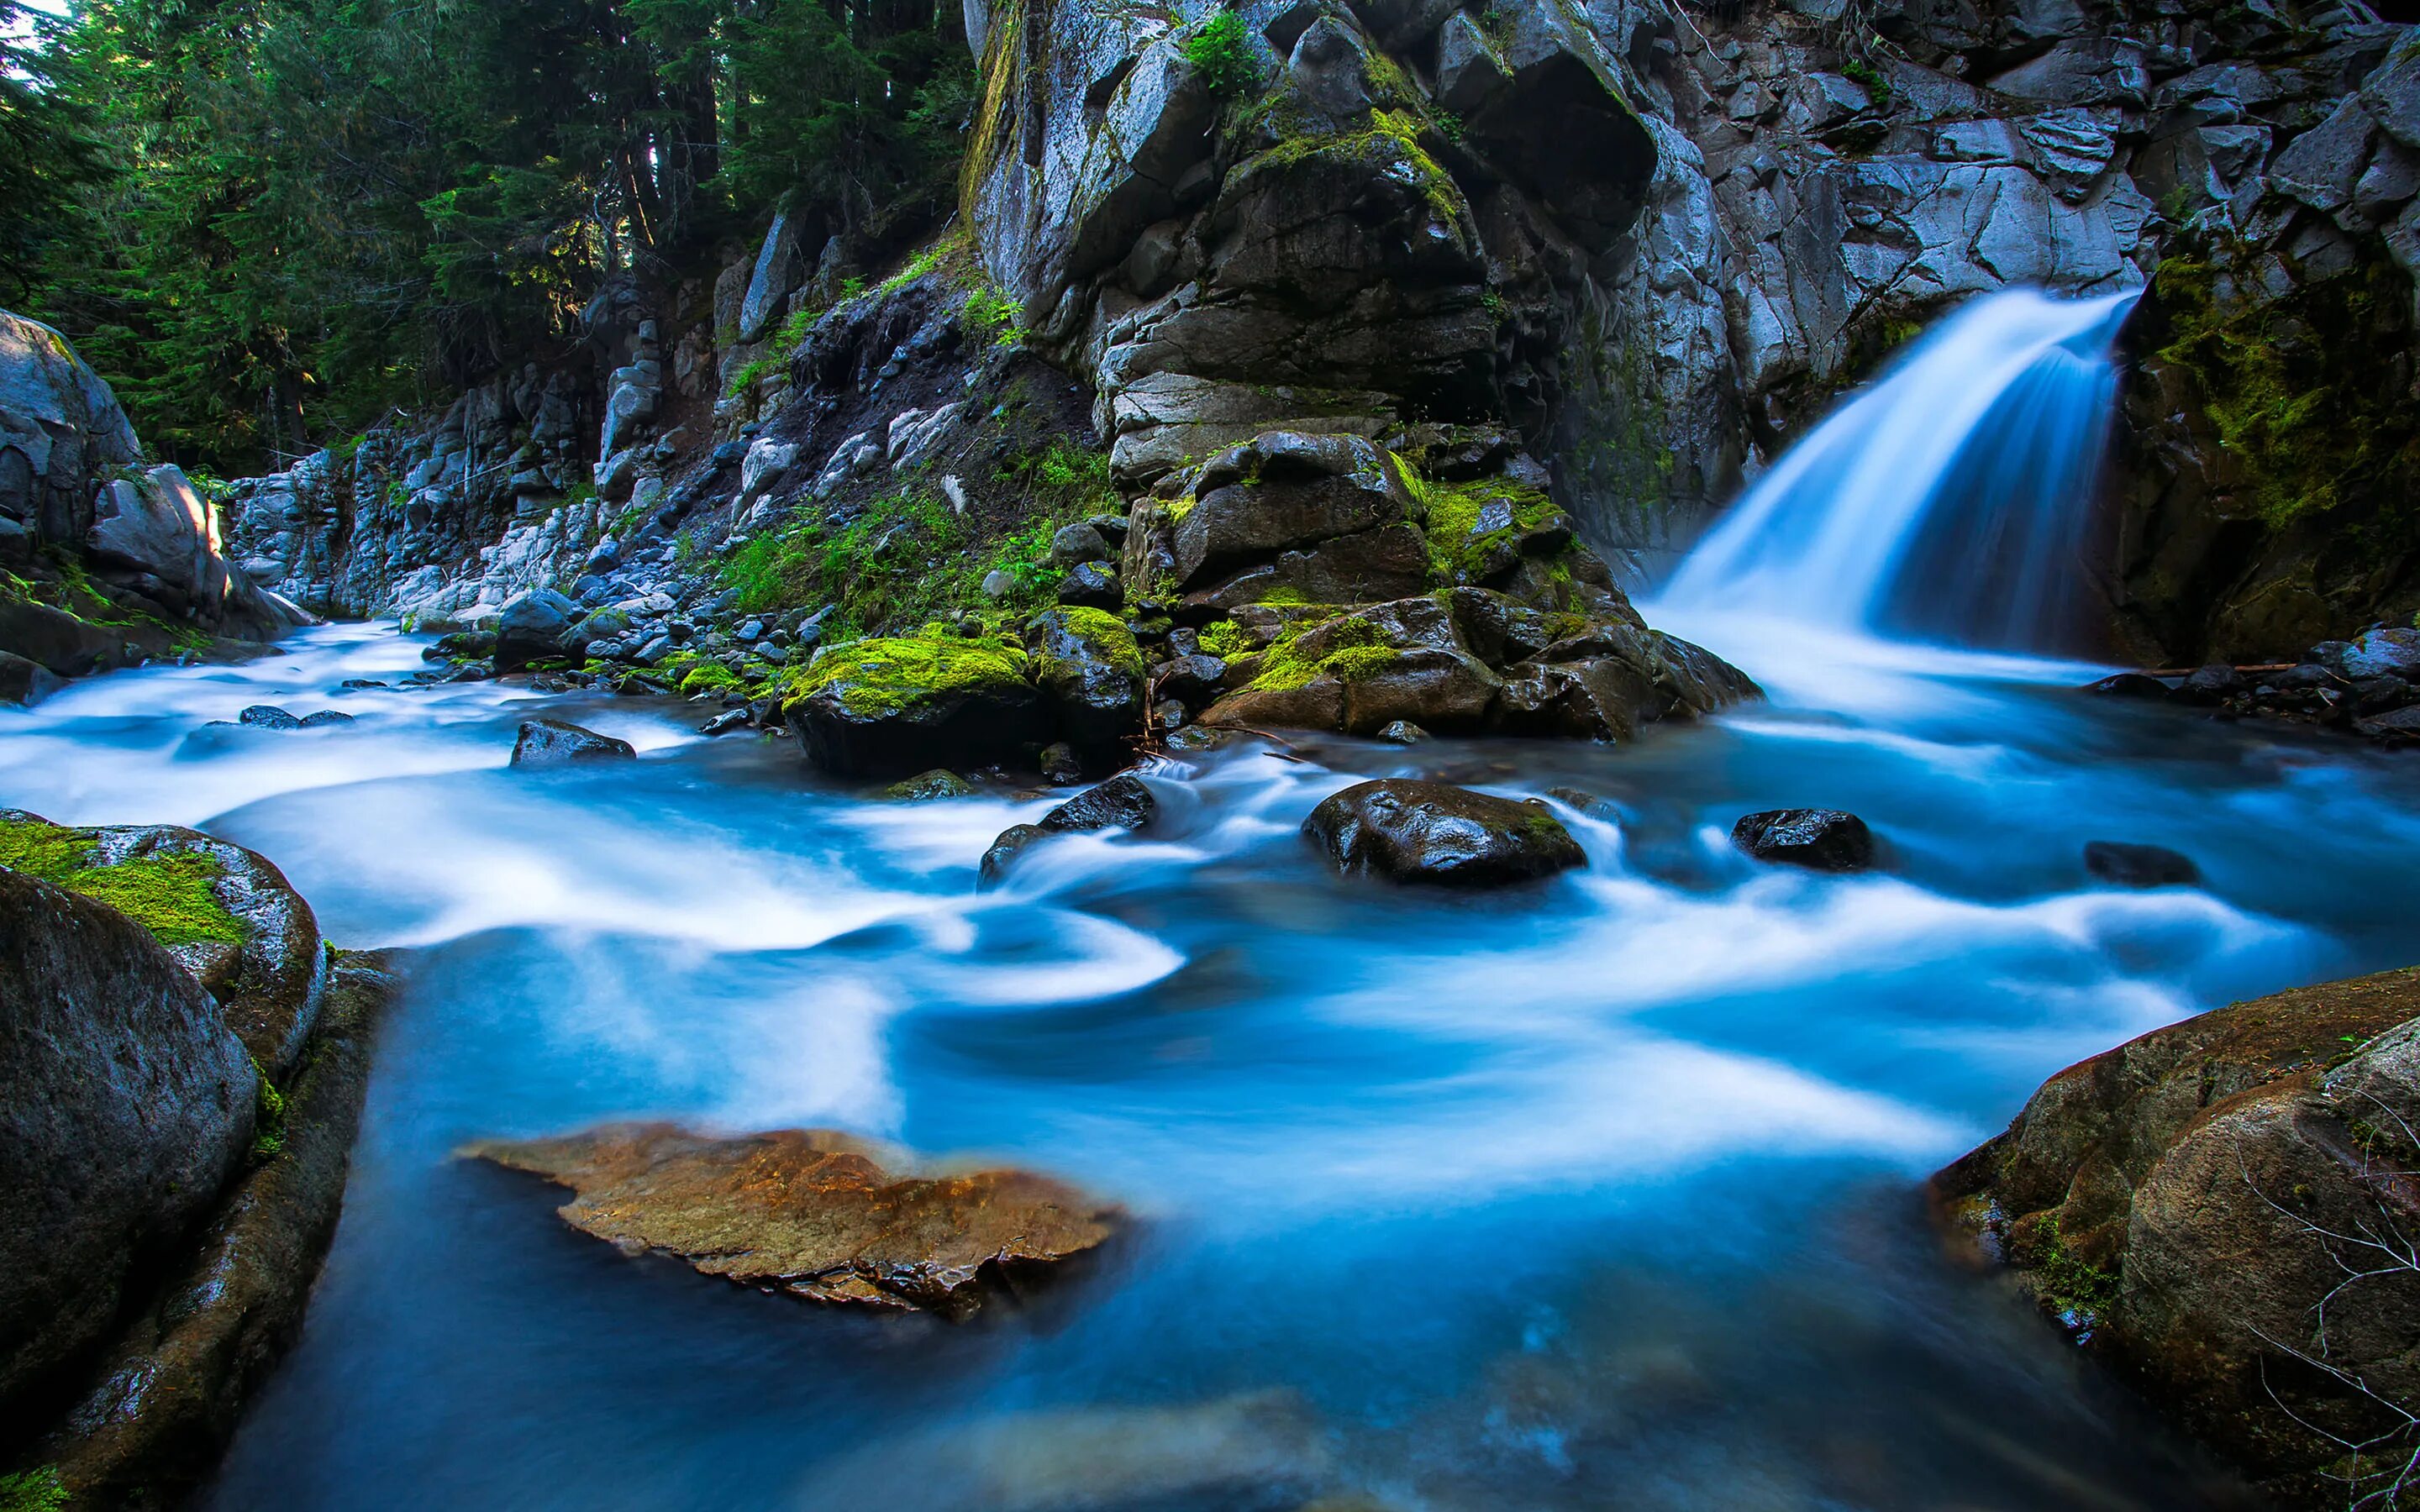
<box><xmin>0</xmin><ymin>309</ymin><xmax>141</xmax><ymax>546</ymax></box>
<box><xmin>493</xmin><ymin>588</ymin><xmax>582</xmax><ymax>671</ymax></box>
<box><xmin>0</xmin><ymin>869</ymin><xmax>255</xmax><ymax>1425</ymax></box>
<box><xmin>510</xmin><ymin>717</ymin><xmax>637</xmax><ymax>766</ymax></box>
<box><xmin>1302</xmin><ymin>779</ymin><xmax>1586</xmax><ymax>886</ymax></box>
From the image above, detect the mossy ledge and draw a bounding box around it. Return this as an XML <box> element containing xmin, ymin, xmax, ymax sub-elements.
<box><xmin>0</xmin><ymin>816</ymin><xmax>248</xmax><ymax>948</ymax></box>
<box><xmin>779</xmin><ymin>635</ymin><xmax>1032</xmax><ymax>719</ymax></box>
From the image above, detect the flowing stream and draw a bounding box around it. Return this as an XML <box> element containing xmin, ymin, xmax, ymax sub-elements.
<box><xmin>4</xmin><ymin>292</ymin><xmax>2418</xmax><ymax>1509</ymax></box>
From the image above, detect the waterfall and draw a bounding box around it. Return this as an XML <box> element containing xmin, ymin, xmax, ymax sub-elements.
<box><xmin>1656</xmin><ymin>289</ymin><xmax>2138</xmax><ymax>653</ymax></box>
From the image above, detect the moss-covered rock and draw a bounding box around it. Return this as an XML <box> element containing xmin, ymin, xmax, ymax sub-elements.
<box><xmin>781</xmin><ymin>635</ymin><xmax>1048</xmax><ymax>778</ymax></box>
<box><xmin>1025</xmin><ymin>607</ymin><xmax>1145</xmax><ymax>770</ymax></box>
<box><xmin>1932</xmin><ymin>968</ymin><xmax>2420</xmax><ymax>1508</ymax></box>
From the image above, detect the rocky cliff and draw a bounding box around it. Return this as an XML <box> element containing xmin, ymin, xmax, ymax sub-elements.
<box><xmin>200</xmin><ymin>0</ymin><xmax>2418</xmax><ymax>670</ymax></box>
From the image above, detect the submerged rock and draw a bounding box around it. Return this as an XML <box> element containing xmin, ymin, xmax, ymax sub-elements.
<box><xmin>979</xmin><ymin>771</ymin><xmax>1158</xmax><ymax>888</ymax></box>
<box><xmin>510</xmin><ymin>717</ymin><xmax>636</xmax><ymax>766</ymax></box>
<box><xmin>239</xmin><ymin>703</ymin><xmax>302</xmax><ymax>730</ymax></box>
<box><xmin>0</xmin><ymin>869</ymin><xmax>255</xmax><ymax>1425</ymax></box>
<box><xmin>885</xmin><ymin>769</ymin><xmax>975</xmax><ymax>801</ymax></box>
<box><xmin>1302</xmin><ymin>780</ymin><xmax>1585</xmax><ymax>887</ymax></box>
<box><xmin>463</xmin><ymin>1123</ymin><xmax>1122</xmax><ymax>1317</ymax></box>
<box><xmin>1730</xmin><ymin>809</ymin><xmax>1874</xmax><ymax>872</ymax></box>
<box><xmin>2083</xmin><ymin>840</ymin><xmax>2200</xmax><ymax>888</ymax></box>
<box><xmin>2084</xmin><ymin>672</ymin><xmax>2173</xmax><ymax>700</ymax></box>
<box><xmin>1931</xmin><ymin>967</ymin><xmax>2420</xmax><ymax>1509</ymax></box>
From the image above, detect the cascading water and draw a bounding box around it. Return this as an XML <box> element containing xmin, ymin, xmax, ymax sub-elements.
<box><xmin>1658</xmin><ymin>289</ymin><xmax>2138</xmax><ymax>652</ymax></box>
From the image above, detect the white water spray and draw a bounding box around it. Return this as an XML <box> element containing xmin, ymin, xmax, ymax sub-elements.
<box><xmin>1659</xmin><ymin>289</ymin><xmax>2137</xmax><ymax>652</ymax></box>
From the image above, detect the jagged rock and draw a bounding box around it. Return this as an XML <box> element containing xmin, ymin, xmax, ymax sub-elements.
<box><xmin>493</xmin><ymin>588</ymin><xmax>581</xmax><ymax>671</ymax></box>
<box><xmin>1302</xmin><ymin>779</ymin><xmax>1586</xmax><ymax>887</ymax></box>
<box><xmin>1170</xmin><ymin>432</ymin><xmax>1418</xmax><ymax>591</ymax></box>
<box><xmin>2084</xmin><ymin>840</ymin><xmax>2200</xmax><ymax>888</ymax></box>
<box><xmin>1730</xmin><ymin>809</ymin><xmax>1875</xmax><ymax>872</ymax></box>
<box><xmin>510</xmin><ymin>717</ymin><xmax>636</xmax><ymax>766</ymax></box>
<box><xmin>1027</xmin><ymin>607</ymin><xmax>1145</xmax><ymax>767</ymax></box>
<box><xmin>463</xmin><ymin>1122</ymin><xmax>1122</xmax><ymax>1317</ymax></box>
<box><xmin>0</xmin><ymin>869</ymin><xmax>255</xmax><ymax>1425</ymax></box>
<box><xmin>737</xmin><ymin>211</ymin><xmax>807</xmax><ymax>344</ymax></box>
<box><xmin>1931</xmin><ymin>967</ymin><xmax>2420</xmax><ymax>1508</ymax></box>
<box><xmin>785</xmin><ymin>637</ymin><xmax>1048</xmax><ymax>779</ymax></box>
<box><xmin>978</xmin><ymin>770</ymin><xmax>1158</xmax><ymax>888</ymax></box>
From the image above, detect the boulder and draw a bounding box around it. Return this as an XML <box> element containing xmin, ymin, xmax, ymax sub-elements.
<box><xmin>1055</xmin><ymin>560</ymin><xmax>1123</xmax><ymax>610</ymax></box>
<box><xmin>463</xmin><ymin>1122</ymin><xmax>1122</xmax><ymax>1317</ymax></box>
<box><xmin>0</xmin><ymin>869</ymin><xmax>255</xmax><ymax>1425</ymax></box>
<box><xmin>2172</xmin><ymin>664</ymin><xmax>2245</xmax><ymax>706</ymax></box>
<box><xmin>0</xmin><ymin>647</ymin><xmax>65</xmax><ymax>706</ymax></box>
<box><xmin>1302</xmin><ymin>779</ymin><xmax>1586</xmax><ymax>886</ymax></box>
<box><xmin>785</xmin><ymin>635</ymin><xmax>1049</xmax><ymax>779</ymax></box>
<box><xmin>2084</xmin><ymin>840</ymin><xmax>2201</xmax><ymax>888</ymax></box>
<box><xmin>510</xmin><ymin>717</ymin><xmax>637</xmax><ymax>766</ymax></box>
<box><xmin>2344</xmin><ymin>627</ymin><xmax>2420</xmax><ymax>680</ymax></box>
<box><xmin>2084</xmin><ymin>671</ymin><xmax>2174</xmax><ymax>699</ymax></box>
<box><xmin>978</xmin><ymin>771</ymin><xmax>1159</xmax><ymax>888</ymax></box>
<box><xmin>239</xmin><ymin>704</ymin><xmax>302</xmax><ymax>730</ymax></box>
<box><xmin>1</xmin><ymin>811</ymin><xmax>329</xmax><ymax>1079</ymax></box>
<box><xmin>1170</xmin><ymin>432</ymin><xmax>1418</xmax><ymax>591</ymax></box>
<box><xmin>1027</xmin><ymin>607</ymin><xmax>1145</xmax><ymax>766</ymax></box>
<box><xmin>1931</xmin><ymin>967</ymin><xmax>2420</xmax><ymax>1508</ymax></box>
<box><xmin>1731</xmin><ymin>809</ymin><xmax>1875</xmax><ymax>872</ymax></box>
<box><xmin>492</xmin><ymin>589</ymin><xmax>581</xmax><ymax>672</ymax></box>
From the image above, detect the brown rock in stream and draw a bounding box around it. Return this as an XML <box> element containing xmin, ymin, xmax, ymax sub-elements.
<box><xmin>463</xmin><ymin>1123</ymin><xmax>1122</xmax><ymax>1318</ymax></box>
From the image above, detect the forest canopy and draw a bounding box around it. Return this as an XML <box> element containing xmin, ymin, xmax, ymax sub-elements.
<box><xmin>0</xmin><ymin>0</ymin><xmax>973</xmax><ymax>470</ymax></box>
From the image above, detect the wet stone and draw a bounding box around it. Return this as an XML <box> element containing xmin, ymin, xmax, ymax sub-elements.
<box><xmin>1731</xmin><ymin>809</ymin><xmax>1875</xmax><ymax>872</ymax></box>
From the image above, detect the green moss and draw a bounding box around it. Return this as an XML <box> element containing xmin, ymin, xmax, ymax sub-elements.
<box><xmin>2152</xmin><ymin>240</ymin><xmax>2420</xmax><ymax>530</ymax></box>
<box><xmin>0</xmin><ymin>818</ymin><xmax>248</xmax><ymax>948</ymax></box>
<box><xmin>1255</xmin><ymin>586</ymin><xmax>1310</xmax><ymax>606</ymax></box>
<box><xmin>1048</xmin><ymin>606</ymin><xmax>1145</xmax><ymax>677</ymax></box>
<box><xmin>780</xmin><ymin>634</ymin><xmax>1029</xmax><ymax>718</ymax></box>
<box><xmin>1198</xmin><ymin>620</ymin><xmax>1252</xmax><ymax>659</ymax></box>
<box><xmin>1246</xmin><ymin>615</ymin><xmax>1399</xmax><ymax>691</ymax></box>
<box><xmin>0</xmin><ymin>1467</ymin><xmax>67</xmax><ymax>1512</ymax></box>
<box><xmin>1255</xmin><ymin>108</ymin><xmax>1464</xmax><ymax>225</ymax></box>
<box><xmin>252</xmin><ymin>1060</ymin><xmax>287</xmax><ymax>1160</ymax></box>
<box><xmin>2032</xmin><ymin>1213</ymin><xmax>2119</xmax><ymax>1325</ymax></box>
<box><xmin>1181</xmin><ymin>8</ymin><xmax>1259</xmax><ymax>99</ymax></box>
<box><xmin>678</xmin><ymin>662</ymin><xmax>744</xmax><ymax>696</ymax></box>
<box><xmin>1841</xmin><ymin>57</ymin><xmax>1891</xmax><ymax>109</ymax></box>
<box><xmin>1398</xmin><ymin>464</ymin><xmax>1562</xmax><ymax>583</ymax></box>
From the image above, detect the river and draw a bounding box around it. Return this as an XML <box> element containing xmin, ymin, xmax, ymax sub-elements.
<box><xmin>4</xmin><ymin>607</ymin><xmax>2417</xmax><ymax>1509</ymax></box>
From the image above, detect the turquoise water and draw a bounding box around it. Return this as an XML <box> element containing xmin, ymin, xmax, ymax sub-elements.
<box><xmin>8</xmin><ymin>615</ymin><xmax>2414</xmax><ymax>1509</ymax></box>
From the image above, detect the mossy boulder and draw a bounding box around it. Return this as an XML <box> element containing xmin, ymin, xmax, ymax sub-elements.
<box><xmin>1932</xmin><ymin>968</ymin><xmax>2420</xmax><ymax>1509</ymax></box>
<box><xmin>1302</xmin><ymin>779</ymin><xmax>1586</xmax><ymax>887</ymax></box>
<box><xmin>1025</xmin><ymin>607</ymin><xmax>1145</xmax><ymax>769</ymax></box>
<box><xmin>0</xmin><ymin>810</ymin><xmax>328</xmax><ymax>1079</ymax></box>
<box><xmin>781</xmin><ymin>635</ymin><xmax>1049</xmax><ymax>778</ymax></box>
<box><xmin>0</xmin><ymin>869</ymin><xmax>255</xmax><ymax>1431</ymax></box>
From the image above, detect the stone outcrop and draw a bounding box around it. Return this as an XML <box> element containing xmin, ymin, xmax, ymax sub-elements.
<box><xmin>2</xmin><ymin>809</ymin><xmax>396</xmax><ymax>1509</ymax></box>
<box><xmin>464</xmin><ymin>1123</ymin><xmax>1123</xmax><ymax>1318</ymax></box>
<box><xmin>1933</xmin><ymin>967</ymin><xmax>2420</xmax><ymax>1509</ymax></box>
<box><xmin>1</xmin><ymin>312</ymin><xmax>304</xmax><ymax>675</ymax></box>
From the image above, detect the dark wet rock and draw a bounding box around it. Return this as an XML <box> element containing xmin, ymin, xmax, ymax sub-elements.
<box><xmin>335</xmin><ymin>679</ymin><xmax>387</xmax><ymax>690</ymax></box>
<box><xmin>2085</xmin><ymin>672</ymin><xmax>2173</xmax><ymax>700</ymax></box>
<box><xmin>786</xmin><ymin>637</ymin><xmax>1049</xmax><ymax>780</ymax></box>
<box><xmin>492</xmin><ymin>588</ymin><xmax>581</xmax><ymax>672</ymax></box>
<box><xmin>2172</xmin><ymin>664</ymin><xmax>2245</xmax><ymax>706</ymax></box>
<box><xmin>0</xmin><ymin>869</ymin><xmax>255</xmax><ymax>1425</ymax></box>
<box><xmin>1730</xmin><ymin>809</ymin><xmax>1874</xmax><ymax>873</ymax></box>
<box><xmin>1171</xmin><ymin>432</ymin><xmax>1417</xmax><ymax>591</ymax></box>
<box><xmin>884</xmin><ymin>769</ymin><xmax>975</xmax><ymax>801</ymax></box>
<box><xmin>0</xmin><ymin>647</ymin><xmax>65</xmax><ymax>706</ymax></box>
<box><xmin>297</xmin><ymin>710</ymin><xmax>354</xmax><ymax>728</ymax></box>
<box><xmin>510</xmin><ymin>717</ymin><xmax>636</xmax><ymax>766</ymax></box>
<box><xmin>2356</xmin><ymin>704</ymin><xmax>2420</xmax><ymax>743</ymax></box>
<box><xmin>1155</xmin><ymin>652</ymin><xmax>1228</xmax><ymax>707</ymax></box>
<box><xmin>239</xmin><ymin>704</ymin><xmax>302</xmax><ymax>730</ymax></box>
<box><xmin>1545</xmin><ymin>786</ymin><xmax>1622</xmax><ymax>822</ymax></box>
<box><xmin>2084</xmin><ymin>840</ymin><xmax>2201</xmax><ymax>888</ymax></box>
<box><xmin>1055</xmin><ymin>560</ymin><xmax>1123</xmax><ymax>610</ymax></box>
<box><xmin>462</xmin><ymin>1122</ymin><xmax>1122</xmax><ymax>1318</ymax></box>
<box><xmin>1376</xmin><ymin>719</ymin><xmax>1427</xmax><ymax>744</ymax></box>
<box><xmin>425</xmin><ymin>630</ymin><xmax>496</xmax><ymax>663</ymax></box>
<box><xmin>1931</xmin><ymin>967</ymin><xmax>2420</xmax><ymax>1509</ymax></box>
<box><xmin>1047</xmin><ymin>522</ymin><xmax>1113</xmax><ymax>568</ymax></box>
<box><xmin>1027</xmin><ymin>608</ymin><xmax>1144</xmax><ymax>767</ymax></box>
<box><xmin>2342</xmin><ymin>626</ymin><xmax>2420</xmax><ymax>680</ymax></box>
<box><xmin>37</xmin><ymin>953</ymin><xmax>398</xmax><ymax>1509</ymax></box>
<box><xmin>1302</xmin><ymin>779</ymin><xmax>1585</xmax><ymax>887</ymax></box>
<box><xmin>979</xmin><ymin>771</ymin><xmax>1159</xmax><ymax>888</ymax></box>
<box><xmin>1039</xmin><ymin>742</ymin><xmax>1085</xmax><ymax>785</ymax></box>
<box><xmin>697</xmin><ymin>708</ymin><xmax>750</xmax><ymax>736</ymax></box>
